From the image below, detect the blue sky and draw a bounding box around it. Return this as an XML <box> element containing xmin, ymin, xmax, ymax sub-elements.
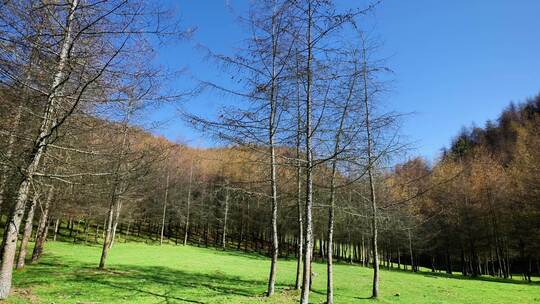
<box><xmin>149</xmin><ymin>0</ymin><xmax>540</xmax><ymax>162</ymax></box>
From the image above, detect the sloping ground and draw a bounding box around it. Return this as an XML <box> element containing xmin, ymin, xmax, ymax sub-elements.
<box><xmin>7</xmin><ymin>242</ymin><xmax>540</xmax><ymax>303</ymax></box>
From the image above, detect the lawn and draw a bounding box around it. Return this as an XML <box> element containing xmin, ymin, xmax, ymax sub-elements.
<box><xmin>6</xmin><ymin>241</ymin><xmax>540</xmax><ymax>303</ymax></box>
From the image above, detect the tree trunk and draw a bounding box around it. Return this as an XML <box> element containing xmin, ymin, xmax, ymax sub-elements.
<box><xmin>267</xmin><ymin>118</ymin><xmax>279</xmax><ymax>296</ymax></box>
<box><xmin>99</xmin><ymin>192</ymin><xmax>117</xmax><ymax>269</ymax></box>
<box><xmin>300</xmin><ymin>3</ymin><xmax>314</xmax><ymax>303</ymax></box>
<box><xmin>31</xmin><ymin>186</ymin><xmax>53</xmax><ymax>263</ymax></box>
<box><xmin>16</xmin><ymin>192</ymin><xmax>38</xmax><ymax>269</ymax></box>
<box><xmin>361</xmin><ymin>42</ymin><xmax>380</xmax><ymax>299</ymax></box>
<box><xmin>409</xmin><ymin>230</ymin><xmax>415</xmax><ymax>272</ymax></box>
<box><xmin>362</xmin><ymin>234</ymin><xmax>366</xmax><ymax>267</ymax></box>
<box><xmin>244</xmin><ymin>199</ymin><xmax>250</xmax><ymax>253</ymax></box>
<box><xmin>183</xmin><ymin>162</ymin><xmax>193</xmax><ymax>246</ymax></box>
<box><xmin>53</xmin><ymin>218</ymin><xmax>60</xmax><ymax>241</ymax></box>
<box><xmin>325</xmin><ymin>66</ymin><xmax>352</xmax><ymax>303</ymax></box>
<box><xmin>160</xmin><ymin>172</ymin><xmax>170</xmax><ymax>246</ymax></box>
<box><xmin>294</xmin><ymin>61</ymin><xmax>304</xmax><ymax>291</ymax></box>
<box><xmin>265</xmin><ymin>6</ymin><xmax>281</xmax><ymax>295</ymax></box>
<box><xmin>237</xmin><ymin>195</ymin><xmax>245</xmax><ymax>251</ymax></box>
<box><xmin>397</xmin><ymin>247</ymin><xmax>401</xmax><ymax>269</ymax></box>
<box><xmin>221</xmin><ymin>185</ymin><xmax>229</xmax><ymax>249</ymax></box>
<box><xmin>95</xmin><ymin>223</ymin><xmax>100</xmax><ymax>244</ymax></box>
<box><xmin>109</xmin><ymin>201</ymin><xmax>123</xmax><ymax>248</ymax></box>
<box><xmin>84</xmin><ymin>220</ymin><xmax>90</xmax><ymax>244</ymax></box>
<box><xmin>125</xmin><ymin>220</ymin><xmax>131</xmax><ymax>242</ymax></box>
<box><xmin>326</xmin><ymin>182</ymin><xmax>335</xmax><ymax>304</ymax></box>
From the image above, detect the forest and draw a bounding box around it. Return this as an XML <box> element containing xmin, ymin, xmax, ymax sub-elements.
<box><xmin>0</xmin><ymin>0</ymin><xmax>538</xmax><ymax>303</ymax></box>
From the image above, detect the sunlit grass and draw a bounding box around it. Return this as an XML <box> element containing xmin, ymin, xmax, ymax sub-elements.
<box><xmin>8</xmin><ymin>241</ymin><xmax>540</xmax><ymax>303</ymax></box>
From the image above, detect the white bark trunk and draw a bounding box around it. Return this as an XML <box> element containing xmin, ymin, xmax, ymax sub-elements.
<box><xmin>267</xmin><ymin>6</ymin><xmax>279</xmax><ymax>295</ymax></box>
<box><xmin>221</xmin><ymin>185</ymin><xmax>229</xmax><ymax>249</ymax></box>
<box><xmin>109</xmin><ymin>200</ymin><xmax>123</xmax><ymax>248</ymax></box>
<box><xmin>300</xmin><ymin>3</ymin><xmax>314</xmax><ymax>303</ymax></box>
<box><xmin>160</xmin><ymin>171</ymin><xmax>170</xmax><ymax>246</ymax></box>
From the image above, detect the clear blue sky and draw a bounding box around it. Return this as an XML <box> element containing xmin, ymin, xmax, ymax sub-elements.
<box><xmin>149</xmin><ymin>0</ymin><xmax>540</xmax><ymax>162</ymax></box>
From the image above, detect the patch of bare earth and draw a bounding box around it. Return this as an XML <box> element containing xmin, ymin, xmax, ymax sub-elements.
<box><xmin>10</xmin><ymin>287</ymin><xmax>39</xmax><ymax>303</ymax></box>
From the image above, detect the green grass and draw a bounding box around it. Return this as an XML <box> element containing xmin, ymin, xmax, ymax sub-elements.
<box><xmin>7</xmin><ymin>241</ymin><xmax>540</xmax><ymax>303</ymax></box>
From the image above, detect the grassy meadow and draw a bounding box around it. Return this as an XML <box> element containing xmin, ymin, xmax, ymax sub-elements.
<box><xmin>5</xmin><ymin>241</ymin><xmax>539</xmax><ymax>303</ymax></box>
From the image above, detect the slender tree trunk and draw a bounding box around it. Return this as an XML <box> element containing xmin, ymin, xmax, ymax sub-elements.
<box><xmin>325</xmin><ymin>58</ymin><xmax>354</xmax><ymax>303</ymax></box>
<box><xmin>73</xmin><ymin>219</ymin><xmax>80</xmax><ymax>243</ymax></box>
<box><xmin>31</xmin><ymin>186</ymin><xmax>53</xmax><ymax>263</ymax></box>
<box><xmin>100</xmin><ymin>189</ymin><xmax>118</xmax><ymax>269</ymax></box>
<box><xmin>326</xmin><ymin>180</ymin><xmax>336</xmax><ymax>304</ymax></box>
<box><xmin>84</xmin><ymin>220</ymin><xmax>90</xmax><ymax>244</ymax></box>
<box><xmin>361</xmin><ymin>234</ymin><xmax>366</xmax><ymax>267</ymax></box>
<box><xmin>360</xmin><ymin>41</ymin><xmax>380</xmax><ymax>299</ymax></box>
<box><xmin>183</xmin><ymin>162</ymin><xmax>193</xmax><ymax>246</ymax></box>
<box><xmin>100</xmin><ymin>92</ymin><xmax>134</xmax><ymax>265</ymax></box>
<box><xmin>95</xmin><ymin>222</ymin><xmax>100</xmax><ymax>244</ymax></box>
<box><xmin>16</xmin><ymin>192</ymin><xmax>39</xmax><ymax>269</ymax></box>
<box><xmin>265</xmin><ymin>5</ymin><xmax>281</xmax><ymax>295</ymax></box>
<box><xmin>53</xmin><ymin>218</ymin><xmax>60</xmax><ymax>241</ymax></box>
<box><xmin>125</xmin><ymin>220</ymin><xmax>131</xmax><ymax>242</ymax></box>
<box><xmin>68</xmin><ymin>218</ymin><xmax>74</xmax><ymax>237</ymax></box>
<box><xmin>160</xmin><ymin>171</ymin><xmax>170</xmax><ymax>246</ymax></box>
<box><xmin>300</xmin><ymin>4</ymin><xmax>314</xmax><ymax>302</ymax></box>
<box><xmin>409</xmin><ymin>229</ymin><xmax>415</xmax><ymax>272</ymax></box>
<box><xmin>295</xmin><ymin>165</ymin><xmax>304</xmax><ymax>290</ymax></box>
<box><xmin>221</xmin><ymin>185</ymin><xmax>229</xmax><ymax>249</ymax></box>
<box><xmin>238</xmin><ymin>198</ymin><xmax>244</xmax><ymax>250</ymax></box>
<box><xmin>294</xmin><ymin>52</ymin><xmax>304</xmax><ymax>290</ymax></box>
<box><xmin>245</xmin><ymin>198</ymin><xmax>250</xmax><ymax>253</ymax></box>
<box><xmin>109</xmin><ymin>201</ymin><xmax>123</xmax><ymax>248</ymax></box>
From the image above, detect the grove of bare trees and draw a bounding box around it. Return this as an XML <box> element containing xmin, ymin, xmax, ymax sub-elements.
<box><xmin>0</xmin><ymin>0</ymin><xmax>538</xmax><ymax>302</ymax></box>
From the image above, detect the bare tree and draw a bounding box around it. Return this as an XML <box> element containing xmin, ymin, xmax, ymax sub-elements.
<box><xmin>183</xmin><ymin>0</ymin><xmax>298</xmax><ymax>296</ymax></box>
<box><xmin>294</xmin><ymin>1</ymin><xmax>363</xmax><ymax>302</ymax></box>
<box><xmin>0</xmin><ymin>0</ymin><xmax>80</xmax><ymax>296</ymax></box>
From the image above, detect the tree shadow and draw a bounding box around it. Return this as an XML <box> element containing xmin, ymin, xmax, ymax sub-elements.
<box><xmin>353</xmin><ymin>296</ymin><xmax>376</xmax><ymax>300</ymax></box>
<box><xmin>14</xmin><ymin>256</ymin><xmax>278</xmax><ymax>303</ymax></box>
<box><xmin>195</xmin><ymin>246</ymin><xmax>271</xmax><ymax>261</ymax></box>
<box><xmin>353</xmin><ymin>263</ymin><xmax>539</xmax><ymax>286</ymax></box>
<box><xmin>418</xmin><ymin>270</ymin><xmax>540</xmax><ymax>286</ymax></box>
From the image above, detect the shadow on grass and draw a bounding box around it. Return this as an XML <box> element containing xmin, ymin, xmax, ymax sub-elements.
<box><xmin>371</xmin><ymin>265</ymin><xmax>539</xmax><ymax>286</ymax></box>
<box><xmin>16</xmin><ymin>242</ymin><xmax>538</xmax><ymax>304</ymax></box>
<box><xmin>191</xmin><ymin>245</ymin><xmax>271</xmax><ymax>262</ymax></box>
<box><xmin>418</xmin><ymin>270</ymin><xmax>540</xmax><ymax>286</ymax></box>
<box><xmin>14</xmin><ymin>255</ymin><xmax>277</xmax><ymax>304</ymax></box>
